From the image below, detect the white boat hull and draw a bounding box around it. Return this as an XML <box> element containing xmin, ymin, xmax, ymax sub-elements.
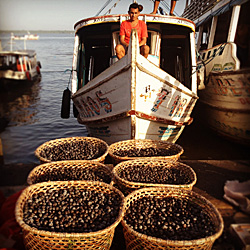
<box><xmin>73</xmin><ymin>30</ymin><xmax>197</xmax><ymax>144</ymax></box>
<box><xmin>199</xmin><ymin>69</ymin><xmax>250</xmax><ymax>145</ymax></box>
<box><xmin>81</xmin><ymin>116</ymin><xmax>186</xmax><ymax>144</ymax></box>
<box><xmin>183</xmin><ymin>0</ymin><xmax>250</xmax><ymax>145</ymax></box>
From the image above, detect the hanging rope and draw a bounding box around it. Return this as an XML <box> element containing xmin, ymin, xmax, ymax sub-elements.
<box><xmin>104</xmin><ymin>0</ymin><xmax>122</xmax><ymax>15</ymax></box>
<box><xmin>96</xmin><ymin>0</ymin><xmax>113</xmax><ymax>16</ymax></box>
<box><xmin>160</xmin><ymin>0</ymin><xmax>171</xmax><ymax>13</ymax></box>
<box><xmin>190</xmin><ymin>42</ymin><xmax>228</xmax><ymax>77</ymax></box>
<box><xmin>64</xmin><ymin>69</ymin><xmax>72</xmax><ymax>88</ymax></box>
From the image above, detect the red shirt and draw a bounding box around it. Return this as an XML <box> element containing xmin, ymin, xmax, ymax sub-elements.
<box><xmin>120</xmin><ymin>20</ymin><xmax>148</xmax><ymax>44</ymax></box>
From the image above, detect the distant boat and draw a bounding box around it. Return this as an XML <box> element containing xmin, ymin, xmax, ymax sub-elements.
<box><xmin>11</xmin><ymin>32</ymin><xmax>39</xmax><ymax>40</ymax></box>
<box><xmin>0</xmin><ymin>35</ymin><xmax>42</xmax><ymax>88</ymax></box>
<box><xmin>63</xmin><ymin>3</ymin><xmax>199</xmax><ymax>144</ymax></box>
<box><xmin>24</xmin><ymin>32</ymin><xmax>39</xmax><ymax>40</ymax></box>
<box><xmin>183</xmin><ymin>0</ymin><xmax>250</xmax><ymax>145</ymax></box>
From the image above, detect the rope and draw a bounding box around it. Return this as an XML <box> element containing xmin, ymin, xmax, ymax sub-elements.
<box><xmin>190</xmin><ymin>42</ymin><xmax>228</xmax><ymax>77</ymax></box>
<box><xmin>104</xmin><ymin>0</ymin><xmax>122</xmax><ymax>15</ymax></box>
<box><xmin>198</xmin><ymin>42</ymin><xmax>227</xmax><ymax>68</ymax></box>
<box><xmin>96</xmin><ymin>0</ymin><xmax>113</xmax><ymax>16</ymax></box>
<box><xmin>64</xmin><ymin>69</ymin><xmax>73</xmax><ymax>88</ymax></box>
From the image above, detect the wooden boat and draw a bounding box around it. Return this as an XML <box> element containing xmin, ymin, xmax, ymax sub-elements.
<box><xmin>68</xmin><ymin>7</ymin><xmax>199</xmax><ymax>144</ymax></box>
<box><xmin>0</xmin><ymin>37</ymin><xmax>42</xmax><ymax>88</ymax></box>
<box><xmin>183</xmin><ymin>0</ymin><xmax>250</xmax><ymax>145</ymax></box>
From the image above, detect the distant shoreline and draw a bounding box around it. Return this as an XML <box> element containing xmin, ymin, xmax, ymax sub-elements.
<box><xmin>0</xmin><ymin>30</ymin><xmax>74</xmax><ymax>34</ymax></box>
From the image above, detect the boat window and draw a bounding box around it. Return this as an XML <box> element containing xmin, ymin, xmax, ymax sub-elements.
<box><xmin>0</xmin><ymin>55</ymin><xmax>18</xmax><ymax>70</ymax></box>
<box><xmin>199</xmin><ymin>21</ymin><xmax>212</xmax><ymax>50</ymax></box>
<box><xmin>0</xmin><ymin>56</ymin><xmax>8</xmax><ymax>69</ymax></box>
<box><xmin>77</xmin><ymin>42</ymin><xmax>86</xmax><ymax>88</ymax></box>
<box><xmin>112</xmin><ymin>31</ymin><xmax>120</xmax><ymax>56</ymax></box>
<box><xmin>160</xmin><ymin>25</ymin><xmax>192</xmax><ymax>89</ymax></box>
<box><xmin>77</xmin><ymin>23</ymin><xmax>113</xmax><ymax>86</ymax></box>
<box><xmin>147</xmin><ymin>31</ymin><xmax>161</xmax><ymax>56</ymax></box>
<box><xmin>213</xmin><ymin>9</ymin><xmax>232</xmax><ymax>46</ymax></box>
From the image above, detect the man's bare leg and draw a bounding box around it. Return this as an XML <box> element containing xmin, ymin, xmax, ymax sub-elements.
<box><xmin>151</xmin><ymin>0</ymin><xmax>160</xmax><ymax>14</ymax></box>
<box><xmin>170</xmin><ymin>0</ymin><xmax>177</xmax><ymax>16</ymax></box>
<box><xmin>115</xmin><ymin>44</ymin><xmax>126</xmax><ymax>59</ymax></box>
<box><xmin>140</xmin><ymin>45</ymin><xmax>150</xmax><ymax>58</ymax></box>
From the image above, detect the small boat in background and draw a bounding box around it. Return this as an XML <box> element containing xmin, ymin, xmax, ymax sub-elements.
<box><xmin>0</xmin><ymin>35</ymin><xmax>42</xmax><ymax>89</ymax></box>
<box><xmin>24</xmin><ymin>31</ymin><xmax>39</xmax><ymax>40</ymax></box>
<box><xmin>11</xmin><ymin>31</ymin><xmax>39</xmax><ymax>40</ymax></box>
<box><xmin>183</xmin><ymin>0</ymin><xmax>250</xmax><ymax>145</ymax></box>
<box><xmin>63</xmin><ymin>1</ymin><xmax>199</xmax><ymax>145</ymax></box>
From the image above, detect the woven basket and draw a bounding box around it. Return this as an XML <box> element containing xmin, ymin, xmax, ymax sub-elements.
<box><xmin>35</xmin><ymin>137</ymin><xmax>109</xmax><ymax>164</ymax></box>
<box><xmin>108</xmin><ymin>139</ymin><xmax>183</xmax><ymax>165</ymax></box>
<box><xmin>112</xmin><ymin>159</ymin><xmax>196</xmax><ymax>195</ymax></box>
<box><xmin>27</xmin><ymin>160</ymin><xmax>113</xmax><ymax>185</ymax></box>
<box><xmin>121</xmin><ymin>187</ymin><xmax>224</xmax><ymax>250</ymax></box>
<box><xmin>15</xmin><ymin>181</ymin><xmax>125</xmax><ymax>250</ymax></box>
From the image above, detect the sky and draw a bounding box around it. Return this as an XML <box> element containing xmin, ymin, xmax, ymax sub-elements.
<box><xmin>0</xmin><ymin>0</ymin><xmax>186</xmax><ymax>31</ymax></box>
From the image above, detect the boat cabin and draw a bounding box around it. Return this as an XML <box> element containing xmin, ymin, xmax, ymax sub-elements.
<box><xmin>183</xmin><ymin>0</ymin><xmax>250</xmax><ymax>69</ymax></box>
<box><xmin>0</xmin><ymin>50</ymin><xmax>38</xmax><ymax>72</ymax></box>
<box><xmin>72</xmin><ymin>14</ymin><xmax>197</xmax><ymax>94</ymax></box>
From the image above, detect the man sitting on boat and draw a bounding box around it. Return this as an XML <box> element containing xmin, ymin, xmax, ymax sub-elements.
<box><xmin>115</xmin><ymin>3</ymin><xmax>150</xmax><ymax>59</ymax></box>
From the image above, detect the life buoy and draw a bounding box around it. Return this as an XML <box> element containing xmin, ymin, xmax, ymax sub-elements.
<box><xmin>26</xmin><ymin>71</ymin><xmax>31</xmax><ymax>81</ymax></box>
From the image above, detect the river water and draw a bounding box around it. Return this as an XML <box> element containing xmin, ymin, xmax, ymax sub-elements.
<box><xmin>0</xmin><ymin>32</ymin><xmax>87</xmax><ymax>164</ymax></box>
<box><xmin>0</xmin><ymin>32</ymin><xmax>249</xmax><ymax>164</ymax></box>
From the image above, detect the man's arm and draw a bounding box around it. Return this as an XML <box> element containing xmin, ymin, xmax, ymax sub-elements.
<box><xmin>139</xmin><ymin>37</ymin><xmax>147</xmax><ymax>46</ymax></box>
<box><xmin>120</xmin><ymin>35</ymin><xmax>129</xmax><ymax>47</ymax></box>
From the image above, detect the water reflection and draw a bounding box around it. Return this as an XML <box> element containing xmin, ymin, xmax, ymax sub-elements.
<box><xmin>0</xmin><ymin>80</ymin><xmax>41</xmax><ymax>127</ymax></box>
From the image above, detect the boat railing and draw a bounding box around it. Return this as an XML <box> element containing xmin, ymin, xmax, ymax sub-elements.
<box><xmin>182</xmin><ymin>0</ymin><xmax>223</xmax><ymax>20</ymax></box>
<box><xmin>198</xmin><ymin>42</ymin><xmax>240</xmax><ymax>79</ymax></box>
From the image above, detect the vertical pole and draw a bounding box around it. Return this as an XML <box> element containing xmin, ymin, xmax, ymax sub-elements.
<box><xmin>227</xmin><ymin>5</ymin><xmax>241</xmax><ymax>42</ymax></box>
<box><xmin>197</xmin><ymin>25</ymin><xmax>203</xmax><ymax>51</ymax></box>
<box><xmin>10</xmin><ymin>37</ymin><xmax>13</xmax><ymax>51</ymax></box>
<box><xmin>71</xmin><ymin>35</ymin><xmax>80</xmax><ymax>94</ymax></box>
<box><xmin>208</xmin><ymin>16</ymin><xmax>218</xmax><ymax>49</ymax></box>
<box><xmin>190</xmin><ymin>32</ymin><xmax>197</xmax><ymax>94</ymax></box>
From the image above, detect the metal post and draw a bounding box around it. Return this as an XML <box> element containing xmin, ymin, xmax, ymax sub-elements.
<box><xmin>24</xmin><ymin>39</ymin><xmax>26</xmax><ymax>50</ymax></box>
